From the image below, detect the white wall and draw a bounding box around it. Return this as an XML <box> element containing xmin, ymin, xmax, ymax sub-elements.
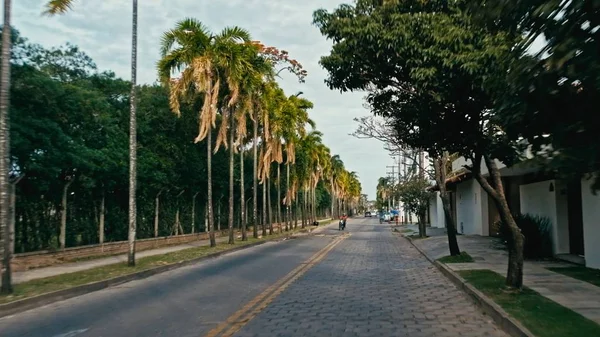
<box><xmin>456</xmin><ymin>180</ymin><xmax>489</xmax><ymax>235</ymax></box>
<box><xmin>428</xmin><ymin>192</ymin><xmax>446</xmax><ymax>229</ymax></box>
<box><xmin>581</xmin><ymin>178</ymin><xmax>600</xmax><ymax>269</ymax></box>
<box><xmin>436</xmin><ymin>192</ymin><xmax>446</xmax><ymax>229</ymax></box>
<box><xmin>519</xmin><ymin>180</ymin><xmax>570</xmax><ymax>254</ymax></box>
<box><xmin>429</xmin><ymin>194</ymin><xmax>438</xmax><ymax>228</ymax></box>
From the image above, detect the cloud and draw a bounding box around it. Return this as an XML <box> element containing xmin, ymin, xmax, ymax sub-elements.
<box><xmin>8</xmin><ymin>0</ymin><xmax>391</xmax><ymax>199</ymax></box>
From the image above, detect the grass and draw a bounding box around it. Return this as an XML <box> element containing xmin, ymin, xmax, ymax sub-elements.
<box><xmin>407</xmin><ymin>234</ymin><xmax>428</xmax><ymax>239</ymax></box>
<box><xmin>437</xmin><ymin>251</ymin><xmax>474</xmax><ymax>263</ymax></box>
<box><xmin>547</xmin><ymin>266</ymin><xmax>600</xmax><ymax>288</ymax></box>
<box><xmin>458</xmin><ymin>269</ymin><xmax>600</xmax><ymax>337</ymax></box>
<box><xmin>0</xmin><ymin>225</ymin><xmax>320</xmax><ymax>305</ymax></box>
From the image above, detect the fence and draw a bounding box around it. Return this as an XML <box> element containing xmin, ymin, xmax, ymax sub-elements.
<box><xmin>12</xmin><ymin>220</ymin><xmax>329</xmax><ymax>271</ymax></box>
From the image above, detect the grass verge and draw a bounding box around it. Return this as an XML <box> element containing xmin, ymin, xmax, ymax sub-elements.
<box><xmin>437</xmin><ymin>251</ymin><xmax>474</xmax><ymax>263</ymax></box>
<box><xmin>407</xmin><ymin>234</ymin><xmax>428</xmax><ymax>239</ymax></box>
<box><xmin>458</xmin><ymin>269</ymin><xmax>600</xmax><ymax>337</ymax></box>
<box><xmin>0</xmin><ymin>225</ymin><xmax>322</xmax><ymax>305</ymax></box>
<box><xmin>547</xmin><ymin>266</ymin><xmax>600</xmax><ymax>288</ymax></box>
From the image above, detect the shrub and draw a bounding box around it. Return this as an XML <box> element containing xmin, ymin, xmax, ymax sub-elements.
<box><xmin>496</xmin><ymin>213</ymin><xmax>553</xmax><ymax>259</ymax></box>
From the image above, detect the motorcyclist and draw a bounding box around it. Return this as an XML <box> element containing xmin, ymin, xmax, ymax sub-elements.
<box><xmin>339</xmin><ymin>213</ymin><xmax>348</xmax><ymax>227</ymax></box>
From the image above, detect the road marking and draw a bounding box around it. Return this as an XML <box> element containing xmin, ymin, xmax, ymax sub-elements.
<box><xmin>203</xmin><ymin>233</ymin><xmax>349</xmax><ymax>337</ymax></box>
<box><xmin>52</xmin><ymin>329</ymin><xmax>89</xmax><ymax>337</ymax></box>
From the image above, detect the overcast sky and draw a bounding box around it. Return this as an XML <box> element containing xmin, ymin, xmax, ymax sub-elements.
<box><xmin>8</xmin><ymin>0</ymin><xmax>392</xmax><ymax>199</ymax></box>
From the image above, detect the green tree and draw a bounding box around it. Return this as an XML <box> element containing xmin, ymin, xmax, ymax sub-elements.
<box><xmin>470</xmin><ymin>1</ymin><xmax>600</xmax><ymax>191</ymax></box>
<box><xmin>44</xmin><ymin>0</ymin><xmax>141</xmax><ymax>267</ymax></box>
<box><xmin>313</xmin><ymin>0</ymin><xmax>525</xmax><ymax>288</ymax></box>
<box><xmin>397</xmin><ymin>177</ymin><xmax>432</xmax><ymax>237</ymax></box>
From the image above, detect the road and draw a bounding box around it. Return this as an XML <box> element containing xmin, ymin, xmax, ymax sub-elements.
<box><xmin>0</xmin><ymin>218</ymin><xmax>506</xmax><ymax>337</ymax></box>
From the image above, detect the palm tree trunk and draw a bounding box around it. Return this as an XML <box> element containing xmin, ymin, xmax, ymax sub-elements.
<box><xmin>154</xmin><ymin>190</ymin><xmax>162</xmax><ymax>237</ymax></box>
<box><xmin>0</xmin><ymin>0</ymin><xmax>12</xmax><ymax>294</ymax></box>
<box><xmin>191</xmin><ymin>192</ymin><xmax>198</xmax><ymax>234</ymax></box>
<box><xmin>301</xmin><ymin>189</ymin><xmax>306</xmax><ymax>228</ymax></box>
<box><xmin>267</xmin><ymin>177</ymin><xmax>273</xmax><ymax>235</ymax></box>
<box><xmin>277</xmin><ymin>165</ymin><xmax>281</xmax><ymax>233</ymax></box>
<box><xmin>59</xmin><ymin>179</ymin><xmax>74</xmax><ymax>249</ymax></box>
<box><xmin>207</xmin><ymin>128</ymin><xmax>216</xmax><ymax>247</ymax></box>
<box><xmin>228</xmin><ymin>112</ymin><xmax>235</xmax><ymax>244</ymax></box>
<box><xmin>286</xmin><ymin>164</ymin><xmax>291</xmax><ymax>231</ymax></box>
<box><xmin>262</xmin><ymin>180</ymin><xmax>267</xmax><ymax>236</ymax></box>
<box><xmin>127</xmin><ymin>0</ymin><xmax>139</xmax><ymax>267</ymax></box>
<box><xmin>99</xmin><ymin>189</ymin><xmax>105</xmax><ymax>244</ymax></box>
<box><xmin>252</xmin><ymin>110</ymin><xmax>258</xmax><ymax>239</ymax></box>
<box><xmin>312</xmin><ymin>187</ymin><xmax>317</xmax><ymax>222</ymax></box>
<box><xmin>240</xmin><ymin>149</ymin><xmax>247</xmax><ymax>241</ymax></box>
<box><xmin>294</xmin><ymin>191</ymin><xmax>299</xmax><ymax>229</ymax></box>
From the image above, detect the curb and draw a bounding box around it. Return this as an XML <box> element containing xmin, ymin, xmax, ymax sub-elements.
<box><xmin>0</xmin><ymin>228</ymin><xmax>319</xmax><ymax>319</ymax></box>
<box><xmin>404</xmin><ymin>236</ymin><xmax>535</xmax><ymax>337</ymax></box>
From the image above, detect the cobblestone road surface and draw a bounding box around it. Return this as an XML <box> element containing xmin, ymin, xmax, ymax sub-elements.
<box><xmin>234</xmin><ymin>219</ymin><xmax>507</xmax><ymax>337</ymax></box>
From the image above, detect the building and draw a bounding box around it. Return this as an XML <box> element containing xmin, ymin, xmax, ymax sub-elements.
<box><xmin>428</xmin><ymin>156</ymin><xmax>600</xmax><ymax>269</ymax></box>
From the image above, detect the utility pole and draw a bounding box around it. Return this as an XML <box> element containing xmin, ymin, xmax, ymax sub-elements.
<box><xmin>386</xmin><ymin>162</ymin><xmax>397</xmax><ymax>218</ymax></box>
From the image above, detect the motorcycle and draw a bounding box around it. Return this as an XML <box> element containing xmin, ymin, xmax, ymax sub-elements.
<box><xmin>338</xmin><ymin>219</ymin><xmax>346</xmax><ymax>231</ymax></box>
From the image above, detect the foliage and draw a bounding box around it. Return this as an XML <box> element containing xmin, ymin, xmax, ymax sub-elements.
<box><xmin>397</xmin><ymin>177</ymin><xmax>432</xmax><ymax>221</ymax></box>
<box><xmin>313</xmin><ymin>0</ymin><xmax>519</xmax><ymax>164</ymax></box>
<box><xmin>438</xmin><ymin>252</ymin><xmax>474</xmax><ymax>264</ymax></box>
<box><xmin>4</xmin><ymin>28</ymin><xmax>361</xmax><ymax>253</ymax></box>
<box><xmin>470</xmin><ymin>0</ymin><xmax>600</xmax><ymax>191</ymax></box>
<box><xmin>497</xmin><ymin>213</ymin><xmax>553</xmax><ymax>259</ymax></box>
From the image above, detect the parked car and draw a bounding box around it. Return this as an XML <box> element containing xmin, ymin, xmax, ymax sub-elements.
<box><xmin>365</xmin><ymin>211</ymin><xmax>372</xmax><ymax>217</ymax></box>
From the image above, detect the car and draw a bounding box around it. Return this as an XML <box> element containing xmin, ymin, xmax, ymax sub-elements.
<box><xmin>364</xmin><ymin>211</ymin><xmax>372</xmax><ymax>217</ymax></box>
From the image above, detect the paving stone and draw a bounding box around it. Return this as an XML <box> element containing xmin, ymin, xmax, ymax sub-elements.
<box><xmin>233</xmin><ymin>221</ymin><xmax>507</xmax><ymax>337</ymax></box>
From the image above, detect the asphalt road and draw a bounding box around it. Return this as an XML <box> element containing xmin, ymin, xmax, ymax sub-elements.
<box><xmin>0</xmin><ymin>218</ymin><xmax>506</xmax><ymax>337</ymax></box>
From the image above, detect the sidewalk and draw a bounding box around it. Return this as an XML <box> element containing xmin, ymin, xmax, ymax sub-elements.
<box><xmin>14</xmin><ymin>222</ymin><xmax>332</xmax><ymax>285</ymax></box>
<box><xmin>399</xmin><ymin>224</ymin><xmax>600</xmax><ymax>325</ymax></box>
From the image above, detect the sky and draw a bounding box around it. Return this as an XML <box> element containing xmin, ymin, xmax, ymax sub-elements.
<box><xmin>8</xmin><ymin>0</ymin><xmax>394</xmax><ymax>199</ymax></box>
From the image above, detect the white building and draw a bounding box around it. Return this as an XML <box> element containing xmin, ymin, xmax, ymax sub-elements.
<box><xmin>428</xmin><ymin>155</ymin><xmax>600</xmax><ymax>269</ymax></box>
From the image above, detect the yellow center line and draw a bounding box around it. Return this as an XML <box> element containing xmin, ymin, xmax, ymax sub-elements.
<box><xmin>204</xmin><ymin>233</ymin><xmax>349</xmax><ymax>337</ymax></box>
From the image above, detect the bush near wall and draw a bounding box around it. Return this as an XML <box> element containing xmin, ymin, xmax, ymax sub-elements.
<box><xmin>496</xmin><ymin>213</ymin><xmax>553</xmax><ymax>259</ymax></box>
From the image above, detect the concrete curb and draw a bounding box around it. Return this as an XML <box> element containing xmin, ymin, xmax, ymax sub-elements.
<box><xmin>405</xmin><ymin>236</ymin><xmax>535</xmax><ymax>337</ymax></box>
<box><xmin>0</xmin><ymin>228</ymin><xmax>323</xmax><ymax>319</ymax></box>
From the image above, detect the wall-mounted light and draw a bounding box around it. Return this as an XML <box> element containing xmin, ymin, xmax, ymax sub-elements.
<box><xmin>549</xmin><ymin>182</ymin><xmax>554</xmax><ymax>192</ymax></box>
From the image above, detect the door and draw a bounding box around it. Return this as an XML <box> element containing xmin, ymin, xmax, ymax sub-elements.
<box><xmin>567</xmin><ymin>180</ymin><xmax>585</xmax><ymax>256</ymax></box>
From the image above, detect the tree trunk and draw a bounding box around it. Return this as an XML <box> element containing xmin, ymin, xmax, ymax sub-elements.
<box><xmin>286</xmin><ymin>164</ymin><xmax>291</xmax><ymax>231</ymax></box>
<box><xmin>276</xmin><ymin>165</ymin><xmax>281</xmax><ymax>233</ymax></box>
<box><xmin>330</xmin><ymin>179</ymin><xmax>335</xmax><ymax>219</ymax></box>
<box><xmin>294</xmin><ymin>193</ymin><xmax>299</xmax><ymax>229</ymax></box>
<box><xmin>252</xmin><ymin>110</ymin><xmax>258</xmax><ymax>239</ymax></box>
<box><xmin>127</xmin><ymin>0</ymin><xmax>139</xmax><ymax>267</ymax></box>
<box><xmin>207</xmin><ymin>127</ymin><xmax>216</xmax><ymax>247</ymax></box>
<box><xmin>433</xmin><ymin>155</ymin><xmax>460</xmax><ymax>256</ymax></box>
<box><xmin>418</xmin><ymin>211</ymin><xmax>427</xmax><ymax>238</ymax></box>
<box><xmin>99</xmin><ymin>189</ymin><xmax>105</xmax><ymax>245</ymax></box>
<box><xmin>7</xmin><ymin>175</ymin><xmax>22</xmax><ymax>269</ymax></box>
<box><xmin>59</xmin><ymin>179</ymin><xmax>74</xmax><ymax>250</ymax></box>
<box><xmin>267</xmin><ymin>177</ymin><xmax>273</xmax><ymax>235</ymax></box>
<box><xmin>217</xmin><ymin>200</ymin><xmax>221</xmax><ymax>232</ymax></box>
<box><xmin>228</xmin><ymin>111</ymin><xmax>235</xmax><ymax>244</ymax></box>
<box><xmin>262</xmin><ymin>181</ymin><xmax>267</xmax><ymax>236</ymax></box>
<box><xmin>174</xmin><ymin>209</ymin><xmax>180</xmax><ymax>236</ymax></box>
<box><xmin>191</xmin><ymin>192</ymin><xmax>198</xmax><ymax>234</ymax></box>
<box><xmin>154</xmin><ymin>190</ymin><xmax>162</xmax><ymax>238</ymax></box>
<box><xmin>240</xmin><ymin>149</ymin><xmax>247</xmax><ymax>241</ymax></box>
<box><xmin>0</xmin><ymin>0</ymin><xmax>12</xmax><ymax>294</ymax></box>
<box><xmin>471</xmin><ymin>154</ymin><xmax>523</xmax><ymax>289</ymax></box>
<box><xmin>301</xmin><ymin>189</ymin><xmax>306</xmax><ymax>229</ymax></box>
<box><xmin>312</xmin><ymin>187</ymin><xmax>317</xmax><ymax>222</ymax></box>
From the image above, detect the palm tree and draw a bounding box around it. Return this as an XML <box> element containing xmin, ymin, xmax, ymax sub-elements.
<box><xmin>44</xmin><ymin>0</ymin><xmax>139</xmax><ymax>266</ymax></box>
<box><xmin>158</xmin><ymin>18</ymin><xmax>252</xmax><ymax>247</ymax></box>
<box><xmin>0</xmin><ymin>0</ymin><xmax>13</xmax><ymax>293</ymax></box>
